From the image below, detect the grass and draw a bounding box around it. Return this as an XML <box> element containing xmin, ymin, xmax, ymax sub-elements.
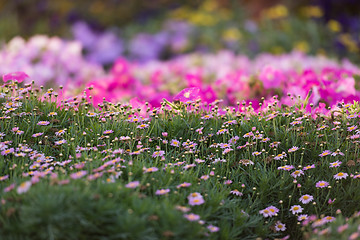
<box><xmin>0</xmin><ymin>81</ymin><xmax>360</xmax><ymax>239</ymax></box>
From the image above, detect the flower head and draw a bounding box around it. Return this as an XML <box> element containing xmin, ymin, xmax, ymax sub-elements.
<box><xmin>155</xmin><ymin>188</ymin><xmax>170</xmax><ymax>195</ymax></box>
<box><xmin>125</xmin><ymin>181</ymin><xmax>140</xmax><ymax>189</ymax></box>
<box><xmin>274</xmin><ymin>221</ymin><xmax>286</xmax><ymax>231</ymax></box>
<box><xmin>259</xmin><ymin>206</ymin><xmax>279</xmax><ymax>217</ymax></box>
<box><xmin>333</xmin><ymin>172</ymin><xmax>348</xmax><ymax>180</ymax></box>
<box><xmin>184</xmin><ymin>213</ymin><xmax>200</xmax><ymax>221</ymax></box>
<box><xmin>17</xmin><ymin>181</ymin><xmax>32</xmax><ymax>194</ymax></box>
<box><xmin>299</xmin><ymin>194</ymin><xmax>314</xmax><ymax>204</ymax></box>
<box><xmin>173</xmin><ymin>87</ymin><xmax>201</xmax><ymax>103</ymax></box>
<box><xmin>290</xmin><ymin>205</ymin><xmax>304</xmax><ymax>214</ymax></box>
<box><xmin>207</xmin><ymin>225</ymin><xmax>220</xmax><ymax>232</ymax></box>
<box><xmin>70</xmin><ymin>170</ymin><xmax>87</xmax><ymax>179</ymax></box>
<box><xmin>316</xmin><ymin>181</ymin><xmax>329</xmax><ymax>188</ymax></box>
<box><xmin>37</xmin><ymin>121</ymin><xmax>50</xmax><ymax>126</ymax></box>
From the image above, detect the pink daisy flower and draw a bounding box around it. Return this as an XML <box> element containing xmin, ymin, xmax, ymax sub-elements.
<box><xmin>144</xmin><ymin>167</ymin><xmax>159</xmax><ymax>173</ymax></box>
<box><xmin>184</xmin><ymin>213</ymin><xmax>200</xmax><ymax>221</ymax></box>
<box><xmin>155</xmin><ymin>189</ymin><xmax>170</xmax><ymax>195</ymax></box>
<box><xmin>334</xmin><ymin>172</ymin><xmax>348</xmax><ymax>180</ymax></box>
<box><xmin>329</xmin><ymin>160</ymin><xmax>342</xmax><ymax>168</ymax></box>
<box><xmin>291</xmin><ymin>170</ymin><xmax>304</xmax><ymax>178</ymax></box>
<box><xmin>299</xmin><ymin>194</ymin><xmax>314</xmax><ymax>204</ymax></box>
<box><xmin>207</xmin><ymin>225</ymin><xmax>220</xmax><ymax>232</ymax></box>
<box><xmin>125</xmin><ymin>181</ymin><xmax>140</xmax><ymax>189</ymax></box>
<box><xmin>316</xmin><ymin>181</ymin><xmax>329</xmax><ymax>188</ymax></box>
<box><xmin>259</xmin><ymin>206</ymin><xmax>279</xmax><ymax>217</ymax></box>
<box><xmin>70</xmin><ymin>170</ymin><xmax>87</xmax><ymax>179</ymax></box>
<box><xmin>152</xmin><ymin>150</ymin><xmax>165</xmax><ymax>158</ymax></box>
<box><xmin>274</xmin><ymin>221</ymin><xmax>286</xmax><ymax>231</ymax></box>
<box><xmin>188</xmin><ymin>197</ymin><xmax>205</xmax><ymax>206</ymax></box>
<box><xmin>16</xmin><ymin>181</ymin><xmax>32</xmax><ymax>194</ymax></box>
<box><xmin>288</xmin><ymin>146</ymin><xmax>299</xmax><ymax>153</ymax></box>
<box><xmin>290</xmin><ymin>205</ymin><xmax>303</xmax><ymax>215</ymax></box>
<box><xmin>1</xmin><ymin>148</ymin><xmax>14</xmax><ymax>156</ymax></box>
<box><xmin>37</xmin><ymin>121</ymin><xmax>50</xmax><ymax>126</ymax></box>
<box><xmin>230</xmin><ymin>189</ymin><xmax>243</xmax><ymax>196</ymax></box>
<box><xmin>319</xmin><ymin>150</ymin><xmax>332</xmax><ymax>157</ymax></box>
<box><xmin>176</xmin><ymin>182</ymin><xmax>191</xmax><ymax>188</ymax></box>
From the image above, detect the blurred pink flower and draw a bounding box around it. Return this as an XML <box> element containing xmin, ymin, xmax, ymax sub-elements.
<box><xmin>173</xmin><ymin>87</ymin><xmax>201</xmax><ymax>103</ymax></box>
<box><xmin>3</xmin><ymin>71</ymin><xmax>29</xmax><ymax>83</ymax></box>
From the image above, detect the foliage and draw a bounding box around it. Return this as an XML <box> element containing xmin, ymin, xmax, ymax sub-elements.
<box><xmin>0</xmin><ymin>80</ymin><xmax>360</xmax><ymax>239</ymax></box>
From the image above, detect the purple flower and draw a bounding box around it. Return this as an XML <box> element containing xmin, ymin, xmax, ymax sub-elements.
<box><xmin>152</xmin><ymin>150</ymin><xmax>165</xmax><ymax>158</ymax></box>
<box><xmin>176</xmin><ymin>182</ymin><xmax>191</xmax><ymax>188</ymax></box>
<box><xmin>32</xmin><ymin>132</ymin><xmax>44</xmax><ymax>138</ymax></box>
<box><xmin>207</xmin><ymin>225</ymin><xmax>220</xmax><ymax>232</ymax></box>
<box><xmin>103</xmin><ymin>130</ymin><xmax>114</xmax><ymax>135</ymax></box>
<box><xmin>17</xmin><ymin>181</ymin><xmax>32</xmax><ymax>194</ymax></box>
<box><xmin>1</xmin><ymin>148</ymin><xmax>14</xmax><ymax>156</ymax></box>
<box><xmin>184</xmin><ymin>213</ymin><xmax>200</xmax><ymax>221</ymax></box>
<box><xmin>188</xmin><ymin>192</ymin><xmax>205</xmax><ymax>206</ymax></box>
<box><xmin>125</xmin><ymin>181</ymin><xmax>140</xmax><ymax>189</ymax></box>
<box><xmin>316</xmin><ymin>181</ymin><xmax>329</xmax><ymax>188</ymax></box>
<box><xmin>37</xmin><ymin>121</ymin><xmax>50</xmax><ymax>126</ymax></box>
<box><xmin>70</xmin><ymin>170</ymin><xmax>87</xmax><ymax>179</ymax></box>
<box><xmin>55</xmin><ymin>139</ymin><xmax>67</xmax><ymax>145</ymax></box>
<box><xmin>155</xmin><ymin>188</ymin><xmax>170</xmax><ymax>195</ymax></box>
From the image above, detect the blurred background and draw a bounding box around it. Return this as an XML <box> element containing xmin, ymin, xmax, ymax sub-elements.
<box><xmin>1</xmin><ymin>0</ymin><xmax>360</xmax><ymax>109</ymax></box>
<box><xmin>1</xmin><ymin>0</ymin><xmax>359</xmax><ymax>65</ymax></box>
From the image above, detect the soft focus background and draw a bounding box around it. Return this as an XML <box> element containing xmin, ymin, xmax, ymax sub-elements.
<box><xmin>1</xmin><ymin>0</ymin><xmax>359</xmax><ymax>63</ymax></box>
<box><xmin>0</xmin><ymin>0</ymin><xmax>360</xmax><ymax>108</ymax></box>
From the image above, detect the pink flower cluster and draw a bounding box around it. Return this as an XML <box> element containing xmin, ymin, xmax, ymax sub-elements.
<box><xmin>83</xmin><ymin>51</ymin><xmax>360</xmax><ymax>109</ymax></box>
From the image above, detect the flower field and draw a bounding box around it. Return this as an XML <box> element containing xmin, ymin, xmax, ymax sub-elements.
<box><xmin>0</xmin><ymin>75</ymin><xmax>360</xmax><ymax>239</ymax></box>
<box><xmin>1</xmin><ymin>1</ymin><xmax>360</xmax><ymax>239</ymax></box>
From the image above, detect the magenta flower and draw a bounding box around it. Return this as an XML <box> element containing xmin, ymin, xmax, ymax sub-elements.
<box><xmin>3</xmin><ymin>72</ymin><xmax>29</xmax><ymax>83</ymax></box>
<box><xmin>173</xmin><ymin>87</ymin><xmax>201</xmax><ymax>103</ymax></box>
